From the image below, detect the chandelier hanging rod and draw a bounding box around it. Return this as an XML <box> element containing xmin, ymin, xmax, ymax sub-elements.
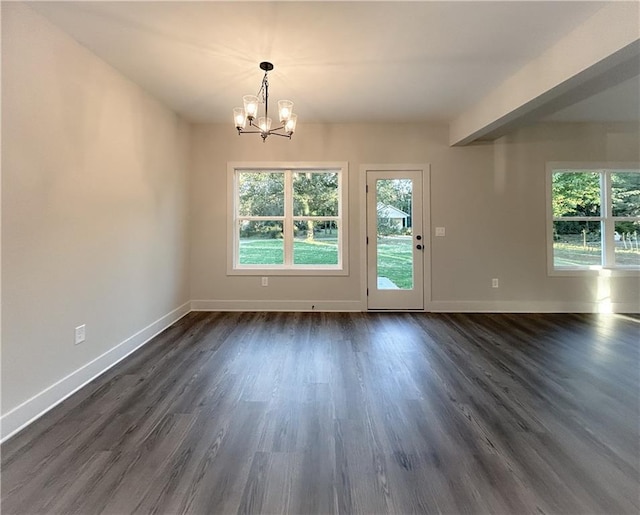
<box><xmin>233</xmin><ymin>62</ymin><xmax>297</xmax><ymax>142</ymax></box>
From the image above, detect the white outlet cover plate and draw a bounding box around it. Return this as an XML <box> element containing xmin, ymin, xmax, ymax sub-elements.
<box><xmin>75</xmin><ymin>325</ymin><xmax>86</xmax><ymax>344</ymax></box>
<box><xmin>435</xmin><ymin>227</ymin><xmax>445</xmax><ymax>237</ymax></box>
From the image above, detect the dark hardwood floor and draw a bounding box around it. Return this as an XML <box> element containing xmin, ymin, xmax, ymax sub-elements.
<box><xmin>2</xmin><ymin>312</ymin><xmax>639</xmax><ymax>514</ymax></box>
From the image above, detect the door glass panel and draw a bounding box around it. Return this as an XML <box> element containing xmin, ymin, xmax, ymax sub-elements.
<box><xmin>376</xmin><ymin>179</ymin><xmax>413</xmax><ymax>289</ymax></box>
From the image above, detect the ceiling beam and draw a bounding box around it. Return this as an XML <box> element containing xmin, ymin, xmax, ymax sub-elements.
<box><xmin>449</xmin><ymin>2</ymin><xmax>640</xmax><ymax>146</ymax></box>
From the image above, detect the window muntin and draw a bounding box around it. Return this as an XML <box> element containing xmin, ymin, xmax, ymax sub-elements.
<box><xmin>549</xmin><ymin>166</ymin><xmax>640</xmax><ymax>272</ymax></box>
<box><xmin>230</xmin><ymin>163</ymin><xmax>348</xmax><ymax>274</ymax></box>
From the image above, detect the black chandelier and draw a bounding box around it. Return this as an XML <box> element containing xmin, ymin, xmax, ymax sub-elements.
<box><xmin>233</xmin><ymin>62</ymin><xmax>297</xmax><ymax>142</ymax></box>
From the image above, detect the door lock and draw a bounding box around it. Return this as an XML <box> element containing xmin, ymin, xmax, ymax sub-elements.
<box><xmin>416</xmin><ymin>244</ymin><xmax>423</xmax><ymax>250</ymax></box>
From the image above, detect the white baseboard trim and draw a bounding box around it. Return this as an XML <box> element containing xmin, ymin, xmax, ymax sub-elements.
<box><xmin>427</xmin><ymin>300</ymin><xmax>640</xmax><ymax>313</ymax></box>
<box><xmin>0</xmin><ymin>301</ymin><xmax>191</xmax><ymax>443</ymax></box>
<box><xmin>191</xmin><ymin>299</ymin><xmax>364</xmax><ymax>312</ymax></box>
<box><xmin>191</xmin><ymin>299</ymin><xmax>639</xmax><ymax>313</ymax></box>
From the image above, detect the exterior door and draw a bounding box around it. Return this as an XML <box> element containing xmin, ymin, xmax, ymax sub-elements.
<box><xmin>366</xmin><ymin>170</ymin><xmax>424</xmax><ymax>309</ymax></box>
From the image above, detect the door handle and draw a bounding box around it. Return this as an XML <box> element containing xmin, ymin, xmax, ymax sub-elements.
<box><xmin>416</xmin><ymin>244</ymin><xmax>423</xmax><ymax>250</ymax></box>
<box><xmin>416</xmin><ymin>235</ymin><xmax>422</xmax><ymax>240</ymax></box>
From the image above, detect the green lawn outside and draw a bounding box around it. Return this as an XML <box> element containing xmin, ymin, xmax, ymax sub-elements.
<box><xmin>376</xmin><ymin>237</ymin><xmax>413</xmax><ymax>289</ymax></box>
<box><xmin>238</xmin><ymin>239</ymin><xmax>284</xmax><ymax>265</ymax></box>
<box><xmin>240</xmin><ymin>237</ymin><xmax>639</xmax><ymax>279</ymax></box>
<box><xmin>239</xmin><ymin>236</ymin><xmax>338</xmax><ymax>266</ymax></box>
<box><xmin>293</xmin><ymin>237</ymin><xmax>338</xmax><ymax>265</ymax></box>
<box><xmin>554</xmin><ymin>242</ymin><xmax>640</xmax><ymax>267</ymax></box>
<box><xmin>239</xmin><ymin>235</ymin><xmax>414</xmax><ymax>288</ymax></box>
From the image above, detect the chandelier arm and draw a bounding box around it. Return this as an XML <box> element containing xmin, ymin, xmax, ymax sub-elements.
<box><xmin>266</xmin><ymin>131</ymin><xmax>292</xmax><ymax>139</ymax></box>
<box><xmin>237</xmin><ymin>129</ymin><xmax>265</xmax><ymax>135</ymax></box>
<box><xmin>237</xmin><ymin>129</ymin><xmax>291</xmax><ymax>138</ymax></box>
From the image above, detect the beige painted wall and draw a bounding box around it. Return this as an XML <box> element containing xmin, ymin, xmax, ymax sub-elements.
<box><xmin>190</xmin><ymin>123</ymin><xmax>490</xmax><ymax>307</ymax></box>
<box><xmin>190</xmin><ymin>121</ymin><xmax>639</xmax><ymax>311</ymax></box>
<box><xmin>1</xmin><ymin>4</ymin><xmax>191</xmax><ymax>417</ymax></box>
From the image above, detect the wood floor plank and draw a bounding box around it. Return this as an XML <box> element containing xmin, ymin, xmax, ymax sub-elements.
<box><xmin>2</xmin><ymin>311</ymin><xmax>638</xmax><ymax>514</ymax></box>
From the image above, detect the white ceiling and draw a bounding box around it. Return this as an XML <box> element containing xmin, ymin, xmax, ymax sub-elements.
<box><xmin>29</xmin><ymin>1</ymin><xmax>635</xmax><ymax>125</ymax></box>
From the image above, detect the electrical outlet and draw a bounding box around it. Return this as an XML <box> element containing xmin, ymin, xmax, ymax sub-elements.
<box><xmin>492</xmin><ymin>278</ymin><xmax>499</xmax><ymax>288</ymax></box>
<box><xmin>435</xmin><ymin>227</ymin><xmax>446</xmax><ymax>237</ymax></box>
<box><xmin>75</xmin><ymin>324</ymin><xmax>86</xmax><ymax>345</ymax></box>
<box><xmin>261</xmin><ymin>277</ymin><xmax>268</xmax><ymax>287</ymax></box>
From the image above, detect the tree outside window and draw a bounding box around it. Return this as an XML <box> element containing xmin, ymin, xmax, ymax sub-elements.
<box><xmin>550</xmin><ymin>167</ymin><xmax>639</xmax><ymax>271</ymax></box>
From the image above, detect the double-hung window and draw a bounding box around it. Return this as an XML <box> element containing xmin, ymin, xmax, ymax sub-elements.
<box><xmin>228</xmin><ymin>162</ymin><xmax>348</xmax><ymax>275</ymax></box>
<box><xmin>547</xmin><ymin>163</ymin><xmax>640</xmax><ymax>273</ymax></box>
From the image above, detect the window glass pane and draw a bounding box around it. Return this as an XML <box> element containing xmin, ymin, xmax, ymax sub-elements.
<box><xmin>552</xmin><ymin>172</ymin><xmax>601</xmax><ymax>217</ymax></box>
<box><xmin>612</xmin><ymin>172</ymin><xmax>640</xmax><ymax>217</ymax></box>
<box><xmin>239</xmin><ymin>221</ymin><xmax>283</xmax><ymax>265</ymax></box>
<box><xmin>553</xmin><ymin>221</ymin><xmax>602</xmax><ymax>267</ymax></box>
<box><xmin>293</xmin><ymin>172</ymin><xmax>339</xmax><ymax>216</ymax></box>
<box><xmin>293</xmin><ymin>221</ymin><xmax>338</xmax><ymax>265</ymax></box>
<box><xmin>238</xmin><ymin>172</ymin><xmax>284</xmax><ymax>216</ymax></box>
<box><xmin>614</xmin><ymin>221</ymin><xmax>640</xmax><ymax>267</ymax></box>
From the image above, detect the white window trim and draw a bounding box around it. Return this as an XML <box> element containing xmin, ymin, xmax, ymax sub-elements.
<box><xmin>546</xmin><ymin>161</ymin><xmax>640</xmax><ymax>276</ymax></box>
<box><xmin>227</xmin><ymin>161</ymin><xmax>349</xmax><ymax>276</ymax></box>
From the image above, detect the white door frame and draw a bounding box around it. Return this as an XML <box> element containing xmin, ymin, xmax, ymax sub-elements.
<box><xmin>359</xmin><ymin>164</ymin><xmax>431</xmax><ymax>311</ymax></box>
